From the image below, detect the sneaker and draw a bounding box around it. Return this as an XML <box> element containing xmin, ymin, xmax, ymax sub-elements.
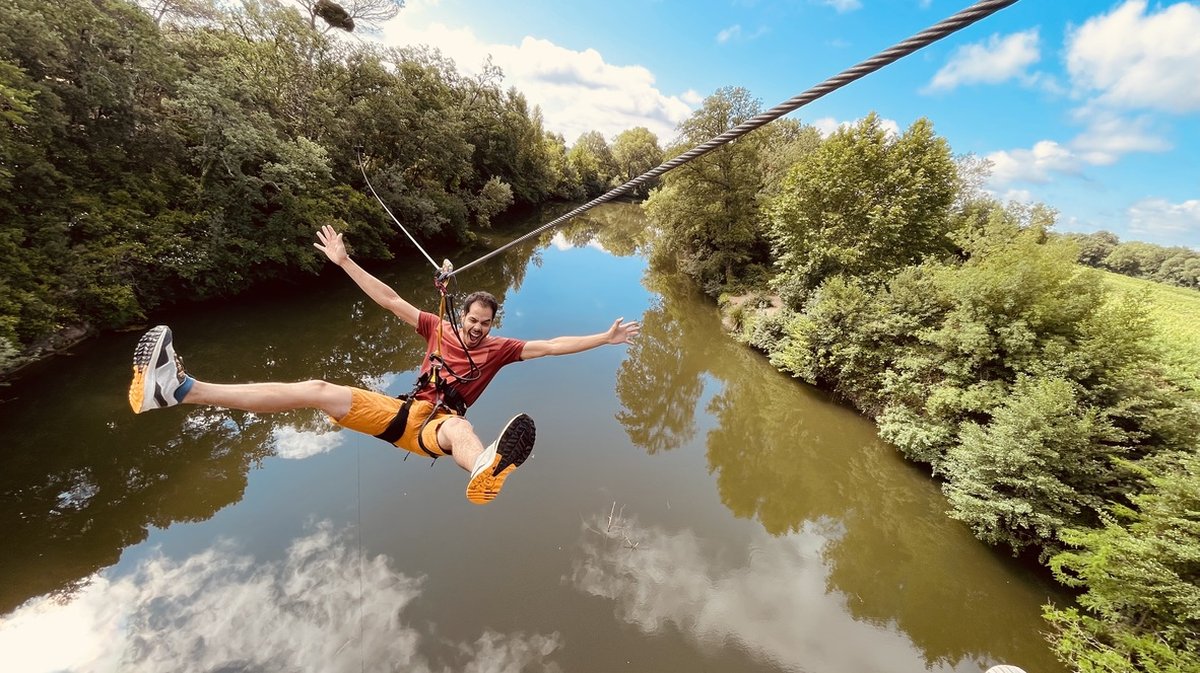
<box><xmin>128</xmin><ymin>325</ymin><xmax>192</xmax><ymax>414</ymax></box>
<box><xmin>466</xmin><ymin>413</ymin><xmax>536</xmax><ymax>504</ymax></box>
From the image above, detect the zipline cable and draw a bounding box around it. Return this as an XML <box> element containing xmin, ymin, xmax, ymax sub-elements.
<box><xmin>447</xmin><ymin>0</ymin><xmax>1019</xmax><ymax>279</ymax></box>
<box><xmin>356</xmin><ymin>148</ymin><xmax>442</xmax><ymax>272</ymax></box>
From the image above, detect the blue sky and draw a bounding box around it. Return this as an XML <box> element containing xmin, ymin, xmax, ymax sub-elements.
<box><xmin>369</xmin><ymin>0</ymin><xmax>1200</xmax><ymax>248</ymax></box>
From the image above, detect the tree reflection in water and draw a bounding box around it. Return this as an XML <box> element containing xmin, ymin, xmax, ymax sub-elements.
<box><xmin>612</xmin><ymin>259</ymin><xmax>1068</xmax><ymax>673</ymax></box>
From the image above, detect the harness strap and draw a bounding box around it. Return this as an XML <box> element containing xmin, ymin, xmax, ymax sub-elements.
<box><xmin>374</xmin><ymin>397</ymin><xmax>413</xmax><ymax>444</ymax></box>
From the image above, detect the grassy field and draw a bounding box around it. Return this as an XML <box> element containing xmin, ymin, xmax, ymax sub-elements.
<box><xmin>1098</xmin><ymin>269</ymin><xmax>1200</xmax><ymax>390</ymax></box>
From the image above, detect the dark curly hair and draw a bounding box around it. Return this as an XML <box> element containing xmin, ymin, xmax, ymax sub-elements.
<box><xmin>460</xmin><ymin>291</ymin><xmax>499</xmax><ymax>319</ymax></box>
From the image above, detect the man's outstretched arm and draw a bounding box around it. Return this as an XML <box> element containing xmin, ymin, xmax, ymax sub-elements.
<box><xmin>520</xmin><ymin>318</ymin><xmax>640</xmax><ymax>360</ymax></box>
<box><xmin>314</xmin><ymin>225</ymin><xmax>420</xmax><ymax>327</ymax></box>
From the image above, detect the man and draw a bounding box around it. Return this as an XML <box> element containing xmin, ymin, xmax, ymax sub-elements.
<box><xmin>129</xmin><ymin>225</ymin><xmax>640</xmax><ymax>504</ymax></box>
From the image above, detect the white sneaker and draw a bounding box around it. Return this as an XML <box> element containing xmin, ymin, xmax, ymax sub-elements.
<box><xmin>466</xmin><ymin>413</ymin><xmax>536</xmax><ymax>504</ymax></box>
<box><xmin>128</xmin><ymin>325</ymin><xmax>192</xmax><ymax>413</ymax></box>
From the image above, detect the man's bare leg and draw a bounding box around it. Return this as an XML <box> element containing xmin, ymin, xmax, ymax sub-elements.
<box><xmin>129</xmin><ymin>324</ymin><xmax>352</xmax><ymax>419</ymax></box>
<box><xmin>438</xmin><ymin>417</ymin><xmax>484</xmax><ymax>471</ymax></box>
<box><xmin>184</xmin><ymin>380</ymin><xmax>352</xmax><ymax>418</ymax></box>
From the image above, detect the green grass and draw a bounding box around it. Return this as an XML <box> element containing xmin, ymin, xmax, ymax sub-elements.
<box><xmin>1098</xmin><ymin>270</ymin><xmax>1200</xmax><ymax>390</ymax></box>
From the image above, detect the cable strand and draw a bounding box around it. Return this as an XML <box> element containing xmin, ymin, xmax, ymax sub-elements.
<box><xmin>356</xmin><ymin>150</ymin><xmax>442</xmax><ymax>271</ymax></box>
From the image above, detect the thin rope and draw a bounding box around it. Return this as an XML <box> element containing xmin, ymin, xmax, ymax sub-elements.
<box><xmin>356</xmin><ymin>150</ymin><xmax>442</xmax><ymax>271</ymax></box>
<box><xmin>447</xmin><ymin>0</ymin><xmax>1019</xmax><ymax>279</ymax></box>
<box><xmin>356</xmin><ymin>443</ymin><xmax>365</xmax><ymax>673</ymax></box>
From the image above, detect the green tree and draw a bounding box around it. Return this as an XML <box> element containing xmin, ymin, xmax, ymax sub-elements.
<box><xmin>643</xmin><ymin>86</ymin><xmax>768</xmax><ymax>294</ymax></box>
<box><xmin>767</xmin><ymin>113</ymin><xmax>958</xmax><ymax>307</ymax></box>
<box><xmin>1064</xmin><ymin>230</ymin><xmax>1120</xmax><ymax>267</ymax></box>
<box><xmin>1045</xmin><ymin>455</ymin><xmax>1200</xmax><ymax>673</ymax></box>
<box><xmin>610</xmin><ymin>126</ymin><xmax>662</xmax><ymax>197</ymax></box>
<box><xmin>567</xmin><ymin>130</ymin><xmax>618</xmax><ymax>197</ymax></box>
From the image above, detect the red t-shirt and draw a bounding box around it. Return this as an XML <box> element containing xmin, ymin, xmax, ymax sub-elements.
<box><xmin>414</xmin><ymin>311</ymin><xmax>525</xmax><ymax>409</ymax></box>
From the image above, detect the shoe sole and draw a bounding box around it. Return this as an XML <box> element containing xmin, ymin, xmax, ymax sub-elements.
<box><xmin>128</xmin><ymin>325</ymin><xmax>171</xmax><ymax>414</ymax></box>
<box><xmin>466</xmin><ymin>414</ymin><xmax>536</xmax><ymax>505</ymax></box>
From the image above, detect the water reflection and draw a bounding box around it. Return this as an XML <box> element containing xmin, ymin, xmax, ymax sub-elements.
<box><xmin>0</xmin><ymin>222</ymin><xmax>549</xmax><ymax>616</ymax></box>
<box><xmin>0</xmin><ymin>521</ymin><xmax>563</xmax><ymax>673</ymax></box>
<box><xmin>571</xmin><ymin>513</ymin><xmax>984</xmax><ymax>673</ymax></box>
<box><xmin>613</xmin><ymin>259</ymin><xmax>1067</xmax><ymax>673</ymax></box>
<box><xmin>615</xmin><ymin>272</ymin><xmax>716</xmax><ymax>454</ymax></box>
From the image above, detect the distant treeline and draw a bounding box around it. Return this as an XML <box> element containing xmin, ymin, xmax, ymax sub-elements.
<box><xmin>1059</xmin><ymin>231</ymin><xmax>1200</xmax><ymax>290</ymax></box>
<box><xmin>0</xmin><ymin>0</ymin><xmax>662</xmax><ymax>372</ymax></box>
<box><xmin>642</xmin><ymin>87</ymin><xmax>1199</xmax><ymax>673</ymax></box>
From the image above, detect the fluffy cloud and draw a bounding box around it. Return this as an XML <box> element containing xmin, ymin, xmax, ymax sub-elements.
<box><xmin>986</xmin><ymin>110</ymin><xmax>1170</xmax><ymax>187</ymax></box>
<box><xmin>1127</xmin><ymin>198</ymin><xmax>1200</xmax><ymax>246</ymax></box>
<box><xmin>926</xmin><ymin>29</ymin><xmax>1040</xmax><ymax>91</ymax></box>
<box><xmin>378</xmin><ymin>20</ymin><xmax>693</xmax><ymax>143</ymax></box>
<box><xmin>0</xmin><ymin>523</ymin><xmax>562</xmax><ymax>673</ymax></box>
<box><xmin>985</xmin><ymin>140</ymin><xmax>1079</xmax><ymax>185</ymax></box>
<box><xmin>810</xmin><ymin>115</ymin><xmax>901</xmax><ymax>138</ymax></box>
<box><xmin>1069</xmin><ymin>109</ymin><xmax>1170</xmax><ymax>165</ymax></box>
<box><xmin>1067</xmin><ymin>0</ymin><xmax>1200</xmax><ymax>113</ymax></box>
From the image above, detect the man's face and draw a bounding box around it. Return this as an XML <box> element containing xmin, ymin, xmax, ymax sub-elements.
<box><xmin>459</xmin><ymin>302</ymin><xmax>495</xmax><ymax>348</ymax></box>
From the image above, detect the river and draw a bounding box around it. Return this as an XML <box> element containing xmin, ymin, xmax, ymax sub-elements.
<box><xmin>0</xmin><ymin>203</ymin><xmax>1068</xmax><ymax>673</ymax></box>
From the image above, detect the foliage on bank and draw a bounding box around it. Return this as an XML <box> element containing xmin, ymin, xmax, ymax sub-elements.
<box><xmin>0</xmin><ymin>0</ymin><xmax>662</xmax><ymax>374</ymax></box>
<box><xmin>643</xmin><ymin>87</ymin><xmax>1200</xmax><ymax>672</ymax></box>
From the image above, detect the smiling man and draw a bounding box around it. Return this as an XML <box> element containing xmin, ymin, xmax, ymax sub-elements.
<box><xmin>128</xmin><ymin>225</ymin><xmax>639</xmax><ymax>504</ymax></box>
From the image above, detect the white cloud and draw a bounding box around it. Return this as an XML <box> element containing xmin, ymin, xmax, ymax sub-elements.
<box><xmin>1070</xmin><ymin>109</ymin><xmax>1170</xmax><ymax>165</ymax></box>
<box><xmin>1127</xmin><ymin>198</ymin><xmax>1200</xmax><ymax>246</ymax></box>
<box><xmin>986</xmin><ymin>140</ymin><xmax>1078</xmax><ymax>185</ymax></box>
<box><xmin>1002</xmin><ymin>189</ymin><xmax>1034</xmax><ymax>203</ymax></box>
<box><xmin>985</xmin><ymin>110</ymin><xmax>1170</xmax><ymax>187</ymax></box>
<box><xmin>378</xmin><ymin>20</ymin><xmax>693</xmax><ymax>143</ymax></box>
<box><xmin>818</xmin><ymin>0</ymin><xmax>863</xmax><ymax>13</ymax></box>
<box><xmin>1067</xmin><ymin>0</ymin><xmax>1200</xmax><ymax>113</ymax></box>
<box><xmin>926</xmin><ymin>29</ymin><xmax>1040</xmax><ymax>91</ymax></box>
<box><xmin>811</xmin><ymin>115</ymin><xmax>901</xmax><ymax>139</ymax></box>
<box><xmin>272</xmin><ymin>425</ymin><xmax>345</xmax><ymax>459</ymax></box>
<box><xmin>0</xmin><ymin>523</ymin><xmax>562</xmax><ymax>673</ymax></box>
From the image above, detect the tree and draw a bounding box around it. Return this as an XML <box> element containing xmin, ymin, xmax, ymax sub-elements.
<box><xmin>767</xmin><ymin>113</ymin><xmax>959</xmax><ymax>308</ymax></box>
<box><xmin>567</xmin><ymin>130</ymin><xmax>618</xmax><ymax>197</ymax></box>
<box><xmin>610</xmin><ymin>126</ymin><xmax>662</xmax><ymax>197</ymax></box>
<box><xmin>643</xmin><ymin>86</ymin><xmax>768</xmax><ymax>294</ymax></box>
<box><xmin>1064</xmin><ymin>230</ymin><xmax>1119</xmax><ymax>267</ymax></box>
<box><xmin>1045</xmin><ymin>455</ymin><xmax>1200</xmax><ymax>673</ymax></box>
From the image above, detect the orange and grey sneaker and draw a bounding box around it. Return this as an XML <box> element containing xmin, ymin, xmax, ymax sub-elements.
<box><xmin>466</xmin><ymin>413</ymin><xmax>536</xmax><ymax>505</ymax></box>
<box><xmin>128</xmin><ymin>325</ymin><xmax>193</xmax><ymax>414</ymax></box>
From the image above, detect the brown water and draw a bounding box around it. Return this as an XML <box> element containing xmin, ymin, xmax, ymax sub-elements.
<box><xmin>0</xmin><ymin>204</ymin><xmax>1068</xmax><ymax>673</ymax></box>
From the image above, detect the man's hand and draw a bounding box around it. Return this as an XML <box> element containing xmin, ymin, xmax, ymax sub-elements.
<box><xmin>606</xmin><ymin>318</ymin><xmax>640</xmax><ymax>345</ymax></box>
<box><xmin>314</xmin><ymin>225</ymin><xmax>348</xmax><ymax>266</ymax></box>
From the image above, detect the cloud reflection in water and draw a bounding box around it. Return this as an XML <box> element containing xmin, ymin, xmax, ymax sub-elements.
<box><xmin>1</xmin><ymin>522</ymin><xmax>562</xmax><ymax>673</ymax></box>
<box><xmin>570</xmin><ymin>515</ymin><xmax>988</xmax><ymax>673</ymax></box>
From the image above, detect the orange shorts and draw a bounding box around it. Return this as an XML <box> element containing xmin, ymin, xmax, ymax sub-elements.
<box><xmin>330</xmin><ymin>388</ymin><xmax>459</xmax><ymax>457</ymax></box>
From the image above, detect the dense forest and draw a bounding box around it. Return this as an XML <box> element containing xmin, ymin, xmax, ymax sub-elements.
<box><xmin>0</xmin><ymin>0</ymin><xmax>661</xmax><ymax>374</ymax></box>
<box><xmin>642</xmin><ymin>87</ymin><xmax>1199</xmax><ymax>673</ymax></box>
<box><xmin>4</xmin><ymin>1</ymin><xmax>1197</xmax><ymax>671</ymax></box>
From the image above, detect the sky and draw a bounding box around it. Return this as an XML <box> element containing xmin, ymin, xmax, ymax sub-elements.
<box><xmin>361</xmin><ymin>0</ymin><xmax>1200</xmax><ymax>249</ymax></box>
